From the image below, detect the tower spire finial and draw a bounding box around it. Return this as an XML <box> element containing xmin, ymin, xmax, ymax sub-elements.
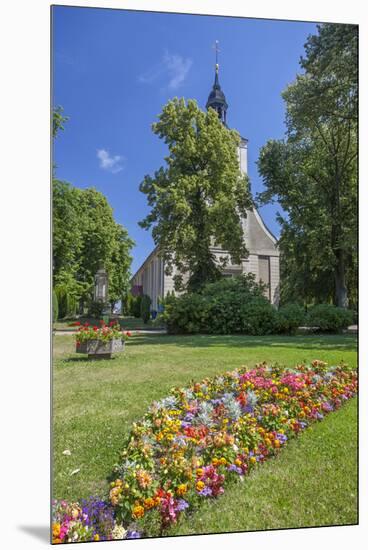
<box><xmin>213</xmin><ymin>40</ymin><xmax>220</xmax><ymax>73</ymax></box>
<box><xmin>206</xmin><ymin>40</ymin><xmax>228</xmax><ymax>125</ymax></box>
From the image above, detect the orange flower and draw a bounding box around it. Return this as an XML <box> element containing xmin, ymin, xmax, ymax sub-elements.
<box><xmin>143</xmin><ymin>497</ymin><xmax>155</xmax><ymax>510</ymax></box>
<box><xmin>132</xmin><ymin>505</ymin><xmax>145</xmax><ymax>519</ymax></box>
<box><xmin>110</xmin><ymin>486</ymin><xmax>122</xmax><ymax>506</ymax></box>
<box><xmin>136</xmin><ymin>469</ymin><xmax>152</xmax><ymax>489</ymax></box>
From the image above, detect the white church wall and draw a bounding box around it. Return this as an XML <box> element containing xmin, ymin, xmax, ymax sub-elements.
<box><xmin>270</xmin><ymin>255</ymin><xmax>280</xmax><ymax>306</ymax></box>
<box><xmin>238</xmin><ymin>139</ymin><xmax>248</xmax><ymax>175</ymax></box>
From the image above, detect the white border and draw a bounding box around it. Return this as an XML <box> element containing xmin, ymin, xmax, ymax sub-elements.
<box><xmin>1</xmin><ymin>1</ymin><xmax>366</xmax><ymax>549</ymax></box>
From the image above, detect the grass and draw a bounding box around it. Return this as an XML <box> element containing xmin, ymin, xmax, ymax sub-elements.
<box><xmin>52</xmin><ymin>332</ymin><xmax>357</xmax><ymax>532</ymax></box>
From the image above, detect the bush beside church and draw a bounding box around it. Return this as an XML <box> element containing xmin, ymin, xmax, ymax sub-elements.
<box><xmin>157</xmin><ymin>274</ymin><xmax>354</xmax><ymax>335</ymax></box>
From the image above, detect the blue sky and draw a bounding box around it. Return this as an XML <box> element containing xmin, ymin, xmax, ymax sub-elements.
<box><xmin>52</xmin><ymin>6</ymin><xmax>317</xmax><ymax>274</ymax></box>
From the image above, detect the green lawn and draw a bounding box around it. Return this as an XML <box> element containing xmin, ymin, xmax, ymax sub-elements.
<box><xmin>52</xmin><ymin>333</ymin><xmax>357</xmax><ymax>532</ymax></box>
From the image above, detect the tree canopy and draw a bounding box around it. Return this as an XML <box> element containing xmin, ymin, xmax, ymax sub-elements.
<box><xmin>139</xmin><ymin>98</ymin><xmax>252</xmax><ymax>292</ymax></box>
<box><xmin>257</xmin><ymin>24</ymin><xmax>357</xmax><ymax>308</ymax></box>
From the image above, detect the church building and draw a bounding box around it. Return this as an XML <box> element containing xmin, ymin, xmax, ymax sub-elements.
<box><xmin>131</xmin><ymin>55</ymin><xmax>280</xmax><ymax>308</ymax></box>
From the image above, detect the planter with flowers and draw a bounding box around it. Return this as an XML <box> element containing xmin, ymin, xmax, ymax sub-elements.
<box><xmin>75</xmin><ymin>320</ymin><xmax>131</xmax><ymax>359</ymax></box>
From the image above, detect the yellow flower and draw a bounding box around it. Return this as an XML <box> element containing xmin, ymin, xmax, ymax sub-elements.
<box><xmin>250</xmin><ymin>456</ymin><xmax>257</xmax><ymax>464</ymax></box>
<box><xmin>52</xmin><ymin>523</ymin><xmax>61</xmax><ymax>541</ymax></box>
<box><xmin>219</xmin><ymin>457</ymin><xmax>227</xmax><ymax>466</ymax></box>
<box><xmin>94</xmin><ymin>534</ymin><xmax>100</xmax><ymax>541</ymax></box>
<box><xmin>196</xmin><ymin>481</ymin><xmax>205</xmax><ymax>491</ymax></box>
<box><xmin>176</xmin><ymin>483</ymin><xmax>188</xmax><ymax>496</ymax></box>
<box><xmin>196</xmin><ymin>468</ymin><xmax>204</xmax><ymax>477</ymax></box>
<box><xmin>235</xmin><ymin>459</ymin><xmax>242</xmax><ymax>466</ymax></box>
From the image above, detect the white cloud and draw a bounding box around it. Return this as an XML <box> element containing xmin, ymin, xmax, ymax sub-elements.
<box><xmin>138</xmin><ymin>50</ymin><xmax>192</xmax><ymax>91</ymax></box>
<box><xmin>97</xmin><ymin>149</ymin><xmax>125</xmax><ymax>174</ymax></box>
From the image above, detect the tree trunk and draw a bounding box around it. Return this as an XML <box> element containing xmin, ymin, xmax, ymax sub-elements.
<box><xmin>334</xmin><ymin>250</ymin><xmax>348</xmax><ymax>308</ymax></box>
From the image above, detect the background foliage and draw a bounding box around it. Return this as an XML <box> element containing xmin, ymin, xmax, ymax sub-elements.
<box><xmin>257</xmin><ymin>24</ymin><xmax>357</xmax><ymax>309</ymax></box>
<box><xmin>52</xmin><ymin>107</ymin><xmax>134</xmax><ymax>318</ymax></box>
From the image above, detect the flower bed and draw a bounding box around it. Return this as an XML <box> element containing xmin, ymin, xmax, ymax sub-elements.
<box><xmin>52</xmin><ymin>360</ymin><xmax>357</xmax><ymax>542</ymax></box>
<box><xmin>75</xmin><ymin>320</ymin><xmax>131</xmax><ymax>346</ymax></box>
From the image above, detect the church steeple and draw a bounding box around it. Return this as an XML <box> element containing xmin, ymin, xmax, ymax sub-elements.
<box><xmin>206</xmin><ymin>41</ymin><xmax>228</xmax><ymax>125</ymax></box>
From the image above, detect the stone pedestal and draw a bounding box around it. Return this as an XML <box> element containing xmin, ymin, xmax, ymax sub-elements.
<box><xmin>76</xmin><ymin>338</ymin><xmax>125</xmax><ymax>359</ymax></box>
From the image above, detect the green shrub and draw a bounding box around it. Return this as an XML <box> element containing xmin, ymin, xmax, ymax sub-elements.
<box><xmin>89</xmin><ymin>300</ymin><xmax>104</xmax><ymax>318</ymax></box>
<box><xmin>238</xmin><ymin>298</ymin><xmax>278</xmax><ymax>335</ymax></box>
<box><xmin>306</xmin><ymin>304</ymin><xmax>354</xmax><ymax>333</ymax></box>
<box><xmin>140</xmin><ymin>294</ymin><xmax>152</xmax><ymax>324</ymax></box>
<box><xmin>162</xmin><ymin>293</ymin><xmax>210</xmax><ymax>334</ymax></box>
<box><xmin>123</xmin><ymin>292</ymin><xmax>134</xmax><ymax>316</ymax></box>
<box><xmin>276</xmin><ymin>303</ymin><xmax>306</xmax><ymax>335</ymax></box>
<box><xmin>55</xmin><ymin>286</ymin><xmax>77</xmax><ymax>318</ymax></box>
<box><xmin>131</xmin><ymin>295</ymin><xmax>142</xmax><ymax>318</ymax></box>
<box><xmin>53</xmin><ymin>290</ymin><xmax>59</xmax><ymax>322</ymax></box>
<box><xmin>67</xmin><ymin>294</ymin><xmax>76</xmax><ymax>317</ymax></box>
<box><xmin>163</xmin><ymin>274</ymin><xmax>278</xmax><ymax>335</ymax></box>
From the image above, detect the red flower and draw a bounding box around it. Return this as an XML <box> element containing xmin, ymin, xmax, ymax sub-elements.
<box><xmin>126</xmin><ymin>331</ymin><xmax>132</xmax><ymax>337</ymax></box>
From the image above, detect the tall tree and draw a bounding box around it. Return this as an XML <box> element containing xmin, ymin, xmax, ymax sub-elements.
<box><xmin>139</xmin><ymin>98</ymin><xmax>252</xmax><ymax>292</ymax></box>
<box><xmin>257</xmin><ymin>24</ymin><xmax>357</xmax><ymax>308</ymax></box>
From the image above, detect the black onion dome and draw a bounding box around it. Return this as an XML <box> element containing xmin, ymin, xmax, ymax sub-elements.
<box><xmin>206</xmin><ymin>65</ymin><xmax>228</xmax><ymax>124</ymax></box>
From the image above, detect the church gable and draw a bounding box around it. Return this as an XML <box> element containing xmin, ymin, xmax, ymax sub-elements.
<box><xmin>244</xmin><ymin>209</ymin><xmax>279</xmax><ymax>255</ymax></box>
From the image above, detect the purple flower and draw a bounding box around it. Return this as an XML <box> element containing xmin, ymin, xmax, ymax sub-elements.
<box><xmin>127</xmin><ymin>530</ymin><xmax>141</xmax><ymax>539</ymax></box>
<box><xmin>276</xmin><ymin>433</ymin><xmax>288</xmax><ymax>444</ymax></box>
<box><xmin>181</xmin><ymin>421</ymin><xmax>192</xmax><ymax>428</ymax></box>
<box><xmin>176</xmin><ymin>499</ymin><xmax>189</xmax><ymax>511</ymax></box>
<box><xmin>199</xmin><ymin>486</ymin><xmax>213</xmax><ymax>497</ymax></box>
<box><xmin>228</xmin><ymin>464</ymin><xmax>243</xmax><ymax>475</ymax></box>
<box><xmin>80</xmin><ymin>496</ymin><xmax>114</xmax><ymax>539</ymax></box>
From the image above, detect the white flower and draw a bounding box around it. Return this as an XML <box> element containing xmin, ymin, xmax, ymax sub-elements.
<box><xmin>62</xmin><ymin>449</ymin><xmax>72</xmax><ymax>456</ymax></box>
<box><xmin>112</xmin><ymin>523</ymin><xmax>127</xmax><ymax>540</ymax></box>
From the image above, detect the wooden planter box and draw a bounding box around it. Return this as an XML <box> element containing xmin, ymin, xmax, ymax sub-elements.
<box><xmin>76</xmin><ymin>338</ymin><xmax>125</xmax><ymax>359</ymax></box>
